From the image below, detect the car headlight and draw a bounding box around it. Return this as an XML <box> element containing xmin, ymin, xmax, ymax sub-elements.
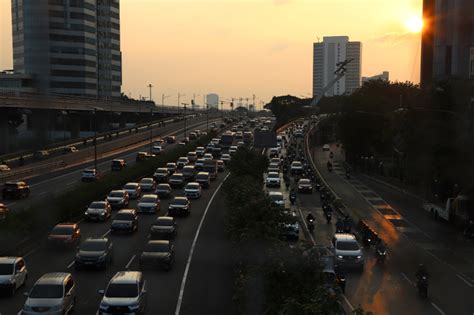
<box><xmin>84</xmin><ymin>211</ymin><xmax>89</xmax><ymax>215</ymax></box>
<box><xmin>336</xmin><ymin>255</ymin><xmax>343</xmax><ymax>259</ymax></box>
<box><xmin>356</xmin><ymin>255</ymin><xmax>362</xmax><ymax>259</ymax></box>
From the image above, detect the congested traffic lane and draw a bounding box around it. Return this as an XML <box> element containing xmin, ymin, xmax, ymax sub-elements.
<box><xmin>311</xmin><ymin>143</ymin><xmax>473</xmax><ymax>315</ymax></box>
<box><xmin>3</xmin><ymin>117</ymin><xmax>222</xmax><ymax>213</ymax></box>
<box><xmin>0</xmin><ymin>148</ymin><xmax>231</xmax><ymax>315</ymax></box>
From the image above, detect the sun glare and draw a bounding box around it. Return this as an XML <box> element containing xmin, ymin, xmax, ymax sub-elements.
<box><xmin>405</xmin><ymin>16</ymin><xmax>423</xmax><ymax>33</ymax></box>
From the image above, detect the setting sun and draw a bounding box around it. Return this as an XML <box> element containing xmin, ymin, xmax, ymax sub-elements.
<box><xmin>405</xmin><ymin>16</ymin><xmax>423</xmax><ymax>33</ymax></box>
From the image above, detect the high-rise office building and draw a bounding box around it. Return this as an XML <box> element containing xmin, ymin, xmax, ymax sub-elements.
<box><xmin>421</xmin><ymin>0</ymin><xmax>474</xmax><ymax>85</ymax></box>
<box><xmin>206</xmin><ymin>93</ymin><xmax>219</xmax><ymax>109</ymax></box>
<box><xmin>10</xmin><ymin>0</ymin><xmax>121</xmax><ymax>98</ymax></box>
<box><xmin>313</xmin><ymin>36</ymin><xmax>361</xmax><ymax>98</ymax></box>
<box><xmin>362</xmin><ymin>71</ymin><xmax>389</xmax><ymax>84</ymax></box>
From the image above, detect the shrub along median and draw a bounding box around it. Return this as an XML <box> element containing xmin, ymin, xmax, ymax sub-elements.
<box><xmin>0</xmin><ymin>132</ymin><xmax>217</xmax><ymax>255</ymax></box>
<box><xmin>223</xmin><ymin>148</ymin><xmax>370</xmax><ymax>315</ymax></box>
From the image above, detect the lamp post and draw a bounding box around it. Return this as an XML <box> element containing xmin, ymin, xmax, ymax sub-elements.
<box><xmin>178</xmin><ymin>93</ymin><xmax>185</xmax><ymax>112</ymax></box>
<box><xmin>87</xmin><ymin>106</ymin><xmax>104</xmax><ymax>171</ymax></box>
<box><xmin>182</xmin><ymin>103</ymin><xmax>188</xmax><ymax>138</ymax></box>
<box><xmin>149</xmin><ymin>108</ymin><xmax>153</xmax><ymax>154</ymax></box>
<box><xmin>162</xmin><ymin>94</ymin><xmax>170</xmax><ymax>113</ymax></box>
<box><xmin>206</xmin><ymin>103</ymin><xmax>209</xmax><ymax>133</ymax></box>
<box><xmin>147</xmin><ymin>84</ymin><xmax>153</xmax><ymax>101</ymax></box>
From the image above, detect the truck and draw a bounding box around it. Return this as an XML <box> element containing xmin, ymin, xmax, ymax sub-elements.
<box><xmin>423</xmin><ymin>194</ymin><xmax>473</xmax><ymax>225</ymax></box>
<box><xmin>220</xmin><ymin>131</ymin><xmax>235</xmax><ymax>149</ymax></box>
<box><xmin>202</xmin><ymin>160</ymin><xmax>218</xmax><ymax>181</ymax></box>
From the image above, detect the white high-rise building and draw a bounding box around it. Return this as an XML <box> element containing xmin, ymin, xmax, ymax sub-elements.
<box><xmin>206</xmin><ymin>93</ymin><xmax>219</xmax><ymax>109</ymax></box>
<box><xmin>362</xmin><ymin>71</ymin><xmax>389</xmax><ymax>83</ymax></box>
<box><xmin>313</xmin><ymin>36</ymin><xmax>361</xmax><ymax>98</ymax></box>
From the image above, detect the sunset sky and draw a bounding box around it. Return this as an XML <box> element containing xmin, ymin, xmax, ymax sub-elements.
<box><xmin>0</xmin><ymin>0</ymin><xmax>423</xmax><ymax>107</ymax></box>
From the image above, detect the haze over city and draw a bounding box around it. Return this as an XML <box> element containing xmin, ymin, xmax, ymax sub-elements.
<box><xmin>0</xmin><ymin>0</ymin><xmax>423</xmax><ymax>106</ymax></box>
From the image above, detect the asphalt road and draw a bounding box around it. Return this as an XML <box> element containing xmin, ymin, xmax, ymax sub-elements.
<box><xmin>311</xmin><ymin>143</ymin><xmax>474</xmax><ymax>315</ymax></box>
<box><xmin>0</xmin><ymin>124</ymin><xmax>233</xmax><ymax>315</ymax></box>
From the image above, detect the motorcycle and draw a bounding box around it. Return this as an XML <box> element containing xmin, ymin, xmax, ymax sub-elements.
<box><xmin>417</xmin><ymin>276</ymin><xmax>428</xmax><ymax>298</ymax></box>
<box><xmin>346</xmin><ymin>171</ymin><xmax>351</xmax><ymax>179</ymax></box>
<box><xmin>376</xmin><ymin>248</ymin><xmax>386</xmax><ymax>263</ymax></box>
<box><xmin>290</xmin><ymin>193</ymin><xmax>296</xmax><ymax>205</ymax></box>
<box><xmin>325</xmin><ymin>212</ymin><xmax>332</xmax><ymax>224</ymax></box>
<box><xmin>307</xmin><ymin>218</ymin><xmax>315</xmax><ymax>233</ymax></box>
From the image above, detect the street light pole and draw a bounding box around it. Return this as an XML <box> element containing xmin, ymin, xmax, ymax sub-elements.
<box><xmin>149</xmin><ymin>108</ymin><xmax>153</xmax><ymax>154</ymax></box>
<box><xmin>182</xmin><ymin>103</ymin><xmax>188</xmax><ymax>138</ymax></box>
<box><xmin>148</xmin><ymin>84</ymin><xmax>153</xmax><ymax>101</ymax></box>
<box><xmin>206</xmin><ymin>103</ymin><xmax>209</xmax><ymax>133</ymax></box>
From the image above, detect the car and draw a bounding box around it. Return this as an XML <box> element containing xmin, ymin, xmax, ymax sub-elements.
<box><xmin>298</xmin><ymin>179</ymin><xmax>313</xmax><ymax>193</ymax></box>
<box><xmin>269</xmin><ymin>191</ymin><xmax>285</xmax><ymax>207</ymax></box>
<box><xmin>188</xmin><ymin>132</ymin><xmax>197</xmax><ymax>140</ymax></box>
<box><xmin>280</xmin><ymin>209</ymin><xmax>299</xmax><ymax>241</ymax></box>
<box><xmin>139</xmin><ymin>240</ymin><xmax>175</xmax><ymax>270</ymax></box>
<box><xmin>111</xmin><ymin>159</ymin><xmax>127</xmax><ymax>171</ymax></box>
<box><xmin>181</xmin><ymin>136</ymin><xmax>190</xmax><ymax>144</ymax></box>
<box><xmin>82</xmin><ymin>168</ymin><xmax>101</xmax><ymax>182</ymax></box>
<box><xmin>85</xmin><ymin>200</ymin><xmax>112</xmax><ymax>221</ymax></box>
<box><xmin>265</xmin><ymin>172</ymin><xmax>281</xmax><ymax>187</ymax></box>
<box><xmin>216</xmin><ymin>160</ymin><xmax>225</xmax><ymax>172</ymax></box>
<box><xmin>155</xmin><ymin>183</ymin><xmax>172</xmax><ymax>199</ymax></box>
<box><xmin>154</xmin><ymin>139</ymin><xmax>164</xmax><ymax>146</ymax></box>
<box><xmin>237</xmin><ymin>141</ymin><xmax>245</xmax><ymax>147</ymax></box>
<box><xmin>267</xmin><ymin>163</ymin><xmax>280</xmax><ymax>173</ymax></box>
<box><xmin>195</xmin><ymin>172</ymin><xmax>210</xmax><ymax>189</ymax></box>
<box><xmin>205</xmin><ymin>143</ymin><xmax>215</xmax><ymax>153</ymax></box>
<box><xmin>75</xmin><ymin>238</ymin><xmax>113</xmax><ymax>270</ymax></box>
<box><xmin>63</xmin><ymin>146</ymin><xmax>78</xmax><ymax>154</ymax></box>
<box><xmin>48</xmin><ymin>223</ymin><xmax>81</xmax><ymax>248</ymax></box>
<box><xmin>0</xmin><ymin>203</ymin><xmax>8</xmax><ymax>220</ymax></box>
<box><xmin>212</xmin><ymin>147</ymin><xmax>222</xmax><ymax>159</ymax></box>
<box><xmin>122</xmin><ymin>182</ymin><xmax>141</xmax><ymax>199</ymax></box>
<box><xmin>290</xmin><ymin>161</ymin><xmax>304</xmax><ymax>175</ymax></box>
<box><xmin>166</xmin><ymin>162</ymin><xmax>177</xmax><ymax>175</ymax></box>
<box><xmin>139</xmin><ymin>177</ymin><xmax>156</xmax><ymax>192</ymax></box>
<box><xmin>136</xmin><ymin>151</ymin><xmax>154</xmax><ymax>162</ymax></box>
<box><xmin>176</xmin><ymin>157</ymin><xmax>189</xmax><ymax>170</ymax></box>
<box><xmin>22</xmin><ymin>273</ymin><xmax>76</xmax><ymax>315</ymax></box>
<box><xmin>0</xmin><ymin>164</ymin><xmax>11</xmax><ymax>172</ymax></box>
<box><xmin>33</xmin><ymin>150</ymin><xmax>49</xmax><ymax>160</ymax></box>
<box><xmin>166</xmin><ymin>135</ymin><xmax>176</xmax><ymax>143</ymax></box>
<box><xmin>270</xmin><ymin>157</ymin><xmax>280</xmax><ymax>166</ymax></box>
<box><xmin>149</xmin><ymin>216</ymin><xmax>177</xmax><ymax>239</ymax></box>
<box><xmin>203</xmin><ymin>153</ymin><xmax>213</xmax><ymax>161</ymax></box>
<box><xmin>194</xmin><ymin>158</ymin><xmax>205</xmax><ymax>171</ymax></box>
<box><xmin>2</xmin><ymin>181</ymin><xmax>30</xmax><ymax>200</ymax></box>
<box><xmin>153</xmin><ymin>167</ymin><xmax>170</xmax><ymax>183</ymax></box>
<box><xmin>168</xmin><ymin>196</ymin><xmax>190</xmax><ymax>216</ymax></box>
<box><xmin>187</xmin><ymin>151</ymin><xmax>198</xmax><ymax>163</ymax></box>
<box><xmin>98</xmin><ymin>271</ymin><xmax>147</xmax><ymax>315</ymax></box>
<box><xmin>229</xmin><ymin>146</ymin><xmax>238</xmax><ymax>155</ymax></box>
<box><xmin>221</xmin><ymin>153</ymin><xmax>231</xmax><ymax>164</ymax></box>
<box><xmin>332</xmin><ymin>233</ymin><xmax>364</xmax><ymax>271</ymax></box>
<box><xmin>0</xmin><ymin>256</ymin><xmax>27</xmax><ymax>296</ymax></box>
<box><xmin>137</xmin><ymin>194</ymin><xmax>160</xmax><ymax>214</ymax></box>
<box><xmin>107</xmin><ymin>190</ymin><xmax>129</xmax><ymax>209</ymax></box>
<box><xmin>323</xmin><ymin>144</ymin><xmax>331</xmax><ymax>151</ymax></box>
<box><xmin>151</xmin><ymin>145</ymin><xmax>162</xmax><ymax>155</ymax></box>
<box><xmin>184</xmin><ymin>182</ymin><xmax>202</xmax><ymax>199</ymax></box>
<box><xmin>182</xmin><ymin>165</ymin><xmax>196</xmax><ymax>181</ymax></box>
<box><xmin>269</xmin><ymin>148</ymin><xmax>279</xmax><ymax>158</ymax></box>
<box><xmin>111</xmin><ymin>209</ymin><xmax>138</xmax><ymax>234</ymax></box>
<box><xmin>195</xmin><ymin>147</ymin><xmax>205</xmax><ymax>157</ymax></box>
<box><xmin>193</xmin><ymin>129</ymin><xmax>201</xmax><ymax>136</ymax></box>
<box><xmin>168</xmin><ymin>173</ymin><xmax>185</xmax><ymax>188</ymax></box>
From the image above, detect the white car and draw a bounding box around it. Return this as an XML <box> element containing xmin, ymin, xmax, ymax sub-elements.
<box><xmin>0</xmin><ymin>165</ymin><xmax>11</xmax><ymax>172</ymax></box>
<box><xmin>265</xmin><ymin>172</ymin><xmax>281</xmax><ymax>187</ymax></box>
<box><xmin>195</xmin><ymin>147</ymin><xmax>205</xmax><ymax>157</ymax></box>
<box><xmin>184</xmin><ymin>182</ymin><xmax>202</xmax><ymax>199</ymax></box>
<box><xmin>81</xmin><ymin>168</ymin><xmax>100</xmax><ymax>182</ymax></box>
<box><xmin>139</xmin><ymin>178</ymin><xmax>156</xmax><ymax>192</ymax></box>
<box><xmin>137</xmin><ymin>194</ymin><xmax>160</xmax><ymax>213</ymax></box>
<box><xmin>0</xmin><ymin>256</ymin><xmax>27</xmax><ymax>295</ymax></box>
<box><xmin>229</xmin><ymin>146</ymin><xmax>238</xmax><ymax>155</ymax></box>
<box><xmin>269</xmin><ymin>191</ymin><xmax>285</xmax><ymax>206</ymax></box>
<box><xmin>177</xmin><ymin>157</ymin><xmax>189</xmax><ymax>168</ymax></box>
<box><xmin>221</xmin><ymin>153</ymin><xmax>231</xmax><ymax>164</ymax></box>
<box><xmin>152</xmin><ymin>145</ymin><xmax>162</xmax><ymax>155</ymax></box>
<box><xmin>290</xmin><ymin>161</ymin><xmax>304</xmax><ymax>175</ymax></box>
<box><xmin>203</xmin><ymin>153</ymin><xmax>213</xmax><ymax>161</ymax></box>
<box><xmin>323</xmin><ymin>144</ymin><xmax>331</xmax><ymax>151</ymax></box>
<box><xmin>107</xmin><ymin>190</ymin><xmax>129</xmax><ymax>209</ymax></box>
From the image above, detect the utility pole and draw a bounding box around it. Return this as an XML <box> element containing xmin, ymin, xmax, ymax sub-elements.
<box><xmin>206</xmin><ymin>103</ymin><xmax>209</xmax><ymax>133</ymax></box>
<box><xmin>220</xmin><ymin>101</ymin><xmax>224</xmax><ymax>120</ymax></box>
<box><xmin>252</xmin><ymin>94</ymin><xmax>256</xmax><ymax>112</ymax></box>
<box><xmin>178</xmin><ymin>93</ymin><xmax>185</xmax><ymax>112</ymax></box>
<box><xmin>149</xmin><ymin>108</ymin><xmax>153</xmax><ymax>154</ymax></box>
<box><xmin>147</xmin><ymin>84</ymin><xmax>153</xmax><ymax>101</ymax></box>
<box><xmin>182</xmin><ymin>103</ymin><xmax>188</xmax><ymax>138</ymax></box>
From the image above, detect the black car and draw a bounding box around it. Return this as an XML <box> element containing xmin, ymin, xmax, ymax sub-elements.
<box><xmin>155</xmin><ymin>183</ymin><xmax>172</xmax><ymax>199</ymax></box>
<box><xmin>168</xmin><ymin>197</ymin><xmax>190</xmax><ymax>216</ymax></box>
<box><xmin>150</xmin><ymin>216</ymin><xmax>177</xmax><ymax>239</ymax></box>
<box><xmin>139</xmin><ymin>240</ymin><xmax>175</xmax><ymax>270</ymax></box>
<box><xmin>75</xmin><ymin>238</ymin><xmax>113</xmax><ymax>270</ymax></box>
<box><xmin>2</xmin><ymin>181</ymin><xmax>30</xmax><ymax>199</ymax></box>
<box><xmin>111</xmin><ymin>159</ymin><xmax>127</xmax><ymax>171</ymax></box>
<box><xmin>153</xmin><ymin>168</ymin><xmax>170</xmax><ymax>183</ymax></box>
<box><xmin>111</xmin><ymin>209</ymin><xmax>138</xmax><ymax>234</ymax></box>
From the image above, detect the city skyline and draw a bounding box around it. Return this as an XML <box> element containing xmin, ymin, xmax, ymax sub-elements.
<box><xmin>0</xmin><ymin>0</ymin><xmax>423</xmax><ymax>106</ymax></box>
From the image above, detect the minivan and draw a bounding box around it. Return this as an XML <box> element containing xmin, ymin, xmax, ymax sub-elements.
<box><xmin>332</xmin><ymin>233</ymin><xmax>364</xmax><ymax>271</ymax></box>
<box><xmin>0</xmin><ymin>256</ymin><xmax>27</xmax><ymax>295</ymax></box>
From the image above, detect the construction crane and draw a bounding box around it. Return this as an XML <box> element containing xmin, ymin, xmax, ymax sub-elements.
<box><xmin>310</xmin><ymin>58</ymin><xmax>353</xmax><ymax>107</ymax></box>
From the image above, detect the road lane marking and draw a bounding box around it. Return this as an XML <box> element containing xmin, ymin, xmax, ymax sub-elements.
<box><xmin>101</xmin><ymin>229</ymin><xmax>111</xmax><ymax>238</ymax></box>
<box><xmin>5</xmin><ymin>202</ymin><xmax>16</xmax><ymax>207</ymax></box>
<box><xmin>66</xmin><ymin>181</ymin><xmax>76</xmax><ymax>186</ymax></box>
<box><xmin>67</xmin><ymin>261</ymin><xmax>75</xmax><ymax>269</ymax></box>
<box><xmin>430</xmin><ymin>302</ymin><xmax>446</xmax><ymax>315</ymax></box>
<box><xmin>175</xmin><ymin>173</ymin><xmax>230</xmax><ymax>315</ymax></box>
<box><xmin>296</xmin><ymin>206</ymin><xmax>315</xmax><ymax>245</ymax></box>
<box><xmin>125</xmin><ymin>254</ymin><xmax>136</xmax><ymax>269</ymax></box>
<box><xmin>456</xmin><ymin>273</ymin><xmax>474</xmax><ymax>288</ymax></box>
<box><xmin>400</xmin><ymin>272</ymin><xmax>415</xmax><ymax>287</ymax></box>
<box><xmin>342</xmin><ymin>294</ymin><xmax>354</xmax><ymax>311</ymax></box>
<box><xmin>37</xmin><ymin>191</ymin><xmax>47</xmax><ymax>196</ymax></box>
<box><xmin>23</xmin><ymin>248</ymin><xmax>38</xmax><ymax>259</ymax></box>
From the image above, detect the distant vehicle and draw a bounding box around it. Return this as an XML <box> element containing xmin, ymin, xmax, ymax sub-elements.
<box><xmin>107</xmin><ymin>190</ymin><xmax>129</xmax><ymax>209</ymax></box>
<box><xmin>0</xmin><ymin>203</ymin><xmax>9</xmax><ymax>220</ymax></box>
<box><xmin>269</xmin><ymin>148</ymin><xmax>279</xmax><ymax>158</ymax></box>
<box><xmin>212</xmin><ymin>147</ymin><xmax>222</xmax><ymax>159</ymax></box>
<box><xmin>298</xmin><ymin>179</ymin><xmax>313</xmax><ymax>193</ymax></box>
<box><xmin>111</xmin><ymin>209</ymin><xmax>138</xmax><ymax>234</ymax></box>
<box><xmin>137</xmin><ymin>194</ymin><xmax>160</xmax><ymax>214</ymax></box>
<box><xmin>154</xmin><ymin>139</ymin><xmax>165</xmax><ymax>146</ymax></box>
<box><xmin>0</xmin><ymin>164</ymin><xmax>11</xmax><ymax>172</ymax></box>
<box><xmin>139</xmin><ymin>178</ymin><xmax>156</xmax><ymax>192</ymax></box>
<box><xmin>270</xmin><ymin>157</ymin><xmax>280</xmax><ymax>165</ymax></box>
<box><xmin>332</xmin><ymin>233</ymin><xmax>364</xmax><ymax>271</ymax></box>
<box><xmin>166</xmin><ymin>162</ymin><xmax>177</xmax><ymax>175</ymax></box>
<box><xmin>182</xmin><ymin>165</ymin><xmax>196</xmax><ymax>181</ymax></box>
<box><xmin>2</xmin><ymin>181</ymin><xmax>30</xmax><ymax>199</ymax></box>
<box><xmin>177</xmin><ymin>157</ymin><xmax>189</xmax><ymax>169</ymax></box>
<box><xmin>74</xmin><ymin>238</ymin><xmax>113</xmax><ymax>270</ymax></box>
<box><xmin>423</xmin><ymin>194</ymin><xmax>473</xmax><ymax>225</ymax></box>
<box><xmin>168</xmin><ymin>173</ymin><xmax>185</xmax><ymax>188</ymax></box>
<box><xmin>265</xmin><ymin>172</ymin><xmax>281</xmax><ymax>187</ymax></box>
<box><xmin>122</xmin><ymin>182</ymin><xmax>141</xmax><ymax>199</ymax></box>
<box><xmin>152</xmin><ymin>145</ymin><xmax>162</xmax><ymax>155</ymax></box>
<box><xmin>139</xmin><ymin>240</ymin><xmax>175</xmax><ymax>270</ymax></box>
<box><xmin>187</xmin><ymin>151</ymin><xmax>198</xmax><ymax>163</ymax></box>
<box><xmin>195</xmin><ymin>147</ymin><xmax>205</xmax><ymax>157</ymax></box>
<box><xmin>166</xmin><ymin>136</ymin><xmax>176</xmax><ymax>144</ymax></box>
<box><xmin>267</xmin><ymin>163</ymin><xmax>280</xmax><ymax>173</ymax></box>
<box><xmin>229</xmin><ymin>146</ymin><xmax>238</xmax><ymax>155</ymax></box>
<box><xmin>82</xmin><ymin>168</ymin><xmax>101</xmax><ymax>182</ymax></box>
<box><xmin>221</xmin><ymin>153</ymin><xmax>231</xmax><ymax>164</ymax></box>
<box><xmin>98</xmin><ymin>271</ymin><xmax>147</xmax><ymax>314</ymax></box>
<box><xmin>136</xmin><ymin>151</ymin><xmax>154</xmax><ymax>162</ymax></box>
<box><xmin>85</xmin><ymin>200</ymin><xmax>112</xmax><ymax>221</ymax></box>
<box><xmin>153</xmin><ymin>167</ymin><xmax>170</xmax><ymax>183</ymax></box>
<box><xmin>168</xmin><ymin>196</ymin><xmax>191</xmax><ymax>216</ymax></box>
<box><xmin>111</xmin><ymin>159</ymin><xmax>127</xmax><ymax>171</ymax></box>
<box><xmin>220</xmin><ymin>131</ymin><xmax>235</xmax><ymax>149</ymax></box>
<box><xmin>290</xmin><ymin>161</ymin><xmax>304</xmax><ymax>175</ymax></box>
<box><xmin>189</xmin><ymin>132</ymin><xmax>197</xmax><ymax>140</ymax></box>
<box><xmin>202</xmin><ymin>160</ymin><xmax>218</xmax><ymax>181</ymax></box>
<box><xmin>280</xmin><ymin>209</ymin><xmax>299</xmax><ymax>241</ymax></box>
<box><xmin>203</xmin><ymin>153</ymin><xmax>213</xmax><ymax>161</ymax></box>
<box><xmin>0</xmin><ymin>256</ymin><xmax>27</xmax><ymax>295</ymax></box>
<box><xmin>48</xmin><ymin>223</ymin><xmax>81</xmax><ymax>248</ymax></box>
<box><xmin>216</xmin><ymin>160</ymin><xmax>225</xmax><ymax>172</ymax></box>
<box><xmin>269</xmin><ymin>191</ymin><xmax>285</xmax><ymax>207</ymax></box>
<box><xmin>184</xmin><ymin>182</ymin><xmax>202</xmax><ymax>199</ymax></box>
<box><xmin>63</xmin><ymin>146</ymin><xmax>78</xmax><ymax>154</ymax></box>
<box><xmin>195</xmin><ymin>158</ymin><xmax>205</xmax><ymax>171</ymax></box>
<box><xmin>323</xmin><ymin>144</ymin><xmax>331</xmax><ymax>151</ymax></box>
<box><xmin>33</xmin><ymin>150</ymin><xmax>49</xmax><ymax>160</ymax></box>
<box><xmin>150</xmin><ymin>216</ymin><xmax>177</xmax><ymax>239</ymax></box>
<box><xmin>22</xmin><ymin>272</ymin><xmax>75</xmax><ymax>315</ymax></box>
<box><xmin>155</xmin><ymin>183</ymin><xmax>172</xmax><ymax>199</ymax></box>
<box><xmin>195</xmin><ymin>172</ymin><xmax>211</xmax><ymax>189</ymax></box>
<box><xmin>243</xmin><ymin>131</ymin><xmax>253</xmax><ymax>144</ymax></box>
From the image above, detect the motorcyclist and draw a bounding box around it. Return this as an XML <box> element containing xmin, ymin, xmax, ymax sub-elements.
<box><xmin>416</xmin><ymin>264</ymin><xmax>429</xmax><ymax>280</ymax></box>
<box><xmin>329</xmin><ymin>151</ymin><xmax>334</xmax><ymax>159</ymax></box>
<box><xmin>306</xmin><ymin>213</ymin><xmax>315</xmax><ymax>223</ymax></box>
<box><xmin>376</xmin><ymin>240</ymin><xmax>386</xmax><ymax>254</ymax></box>
<box><xmin>327</xmin><ymin>160</ymin><xmax>332</xmax><ymax>171</ymax></box>
<box><xmin>290</xmin><ymin>190</ymin><xmax>297</xmax><ymax>204</ymax></box>
<box><xmin>336</xmin><ymin>218</ymin><xmax>344</xmax><ymax>232</ymax></box>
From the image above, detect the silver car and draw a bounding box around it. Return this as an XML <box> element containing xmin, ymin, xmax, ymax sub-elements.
<box><xmin>0</xmin><ymin>256</ymin><xmax>27</xmax><ymax>296</ymax></box>
<box><xmin>22</xmin><ymin>272</ymin><xmax>76</xmax><ymax>315</ymax></box>
<box><xmin>332</xmin><ymin>233</ymin><xmax>364</xmax><ymax>271</ymax></box>
<box><xmin>137</xmin><ymin>194</ymin><xmax>160</xmax><ymax>214</ymax></box>
<box><xmin>98</xmin><ymin>271</ymin><xmax>147</xmax><ymax>315</ymax></box>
